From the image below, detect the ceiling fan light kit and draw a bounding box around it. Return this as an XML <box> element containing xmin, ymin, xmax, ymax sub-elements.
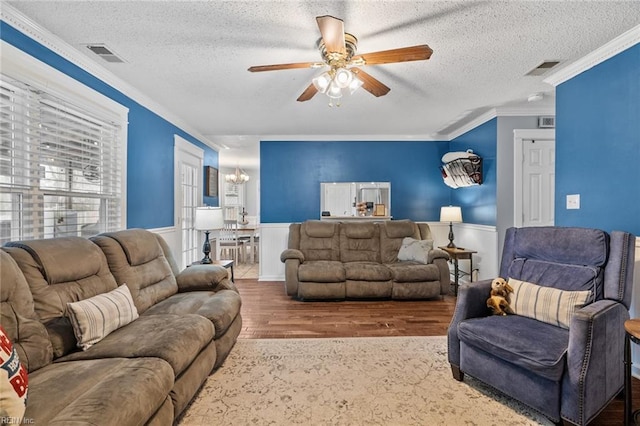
<box><xmin>248</xmin><ymin>15</ymin><xmax>433</xmax><ymax>107</ymax></box>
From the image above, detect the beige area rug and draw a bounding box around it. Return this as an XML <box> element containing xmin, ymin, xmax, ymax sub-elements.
<box><xmin>179</xmin><ymin>336</ymin><xmax>552</xmax><ymax>426</ymax></box>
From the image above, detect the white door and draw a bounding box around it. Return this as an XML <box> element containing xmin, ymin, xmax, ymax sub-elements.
<box><xmin>174</xmin><ymin>136</ymin><xmax>204</xmax><ymax>269</ymax></box>
<box><xmin>521</xmin><ymin>139</ymin><xmax>555</xmax><ymax>227</ymax></box>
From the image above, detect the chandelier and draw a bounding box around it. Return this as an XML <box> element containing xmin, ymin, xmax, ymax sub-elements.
<box><xmin>225</xmin><ymin>166</ymin><xmax>249</xmax><ymax>184</ymax></box>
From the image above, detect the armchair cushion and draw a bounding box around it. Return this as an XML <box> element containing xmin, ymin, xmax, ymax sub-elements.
<box><xmin>509</xmin><ymin>278</ymin><xmax>591</xmax><ymax>329</ymax></box>
<box><xmin>458</xmin><ymin>315</ymin><xmax>569</xmax><ymax>381</ymax></box>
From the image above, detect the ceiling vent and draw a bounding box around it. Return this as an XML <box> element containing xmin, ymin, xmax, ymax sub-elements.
<box><xmin>538</xmin><ymin>116</ymin><xmax>555</xmax><ymax>128</ymax></box>
<box><xmin>526</xmin><ymin>61</ymin><xmax>560</xmax><ymax>76</ymax></box>
<box><xmin>84</xmin><ymin>44</ymin><xmax>126</xmax><ymax>63</ymax></box>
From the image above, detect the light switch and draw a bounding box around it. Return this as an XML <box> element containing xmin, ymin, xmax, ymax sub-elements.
<box><xmin>566</xmin><ymin>194</ymin><xmax>580</xmax><ymax>210</ymax></box>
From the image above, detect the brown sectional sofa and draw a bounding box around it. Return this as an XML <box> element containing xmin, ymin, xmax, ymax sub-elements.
<box><xmin>1</xmin><ymin>228</ymin><xmax>242</xmax><ymax>425</ymax></box>
<box><xmin>281</xmin><ymin>220</ymin><xmax>450</xmax><ymax>300</ymax></box>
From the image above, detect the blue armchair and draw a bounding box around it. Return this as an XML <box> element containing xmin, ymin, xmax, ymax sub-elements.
<box><xmin>448</xmin><ymin>226</ymin><xmax>636</xmax><ymax>425</ymax></box>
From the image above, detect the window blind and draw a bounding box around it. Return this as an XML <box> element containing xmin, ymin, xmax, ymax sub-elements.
<box><xmin>0</xmin><ymin>74</ymin><xmax>123</xmax><ymax>243</ymax></box>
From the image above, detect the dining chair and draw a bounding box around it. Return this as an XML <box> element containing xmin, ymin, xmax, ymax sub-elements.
<box><xmin>218</xmin><ymin>219</ymin><xmax>244</xmax><ymax>263</ymax></box>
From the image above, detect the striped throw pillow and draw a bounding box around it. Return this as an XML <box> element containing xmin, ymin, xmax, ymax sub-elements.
<box><xmin>509</xmin><ymin>278</ymin><xmax>591</xmax><ymax>329</ymax></box>
<box><xmin>67</xmin><ymin>284</ymin><xmax>139</xmax><ymax>350</ymax></box>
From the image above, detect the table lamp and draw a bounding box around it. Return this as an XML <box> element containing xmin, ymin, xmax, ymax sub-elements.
<box><xmin>194</xmin><ymin>207</ymin><xmax>224</xmax><ymax>264</ymax></box>
<box><xmin>440</xmin><ymin>206</ymin><xmax>462</xmax><ymax>248</ymax></box>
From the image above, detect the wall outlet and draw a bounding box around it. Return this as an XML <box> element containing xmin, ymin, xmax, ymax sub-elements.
<box><xmin>566</xmin><ymin>194</ymin><xmax>580</xmax><ymax>209</ymax></box>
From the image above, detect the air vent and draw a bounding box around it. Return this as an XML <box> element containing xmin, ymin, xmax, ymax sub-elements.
<box><xmin>538</xmin><ymin>116</ymin><xmax>555</xmax><ymax>128</ymax></box>
<box><xmin>526</xmin><ymin>61</ymin><xmax>560</xmax><ymax>76</ymax></box>
<box><xmin>84</xmin><ymin>44</ymin><xmax>126</xmax><ymax>63</ymax></box>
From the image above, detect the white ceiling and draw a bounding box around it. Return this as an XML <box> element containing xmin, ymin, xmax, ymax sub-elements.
<box><xmin>6</xmin><ymin>1</ymin><xmax>640</xmax><ymax>168</ymax></box>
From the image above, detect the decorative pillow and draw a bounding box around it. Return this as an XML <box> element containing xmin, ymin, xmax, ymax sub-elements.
<box><xmin>0</xmin><ymin>325</ymin><xmax>28</xmax><ymax>422</ymax></box>
<box><xmin>67</xmin><ymin>284</ymin><xmax>139</xmax><ymax>350</ymax></box>
<box><xmin>397</xmin><ymin>237</ymin><xmax>434</xmax><ymax>264</ymax></box>
<box><xmin>508</xmin><ymin>278</ymin><xmax>591</xmax><ymax>329</ymax></box>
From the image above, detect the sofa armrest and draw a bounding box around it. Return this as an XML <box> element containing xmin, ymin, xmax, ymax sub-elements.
<box><xmin>428</xmin><ymin>248</ymin><xmax>449</xmax><ymax>263</ymax></box>
<box><xmin>561</xmin><ymin>299</ymin><xmax>629</xmax><ymax>425</ymax></box>
<box><xmin>447</xmin><ymin>279</ymin><xmax>492</xmax><ymax>368</ymax></box>
<box><xmin>176</xmin><ymin>265</ymin><xmax>238</xmax><ymax>293</ymax></box>
<box><xmin>283</xmin><ymin>259</ymin><xmax>301</xmax><ymax>297</ymax></box>
<box><xmin>281</xmin><ymin>249</ymin><xmax>304</xmax><ymax>263</ymax></box>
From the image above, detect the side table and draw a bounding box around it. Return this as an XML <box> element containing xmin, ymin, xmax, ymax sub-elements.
<box><xmin>625</xmin><ymin>319</ymin><xmax>640</xmax><ymax>425</ymax></box>
<box><xmin>437</xmin><ymin>246</ymin><xmax>477</xmax><ymax>296</ymax></box>
<box><xmin>190</xmin><ymin>259</ymin><xmax>235</xmax><ymax>282</ymax></box>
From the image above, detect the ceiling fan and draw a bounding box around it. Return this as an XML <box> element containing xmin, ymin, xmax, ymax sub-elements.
<box><xmin>248</xmin><ymin>15</ymin><xmax>433</xmax><ymax>106</ymax></box>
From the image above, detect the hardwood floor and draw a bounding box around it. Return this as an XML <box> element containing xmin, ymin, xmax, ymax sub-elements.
<box><xmin>235</xmin><ymin>279</ymin><xmax>636</xmax><ymax>425</ymax></box>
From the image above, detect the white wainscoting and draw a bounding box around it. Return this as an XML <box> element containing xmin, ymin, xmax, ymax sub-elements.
<box><xmin>258</xmin><ymin>221</ymin><xmax>498</xmax><ymax>282</ymax></box>
<box><xmin>147</xmin><ymin>225</ymin><xmax>180</xmax><ymax>263</ymax></box>
<box><xmin>259</xmin><ymin>223</ymin><xmax>291</xmax><ymax>281</ymax></box>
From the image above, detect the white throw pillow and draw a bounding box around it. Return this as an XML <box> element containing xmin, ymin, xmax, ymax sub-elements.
<box><xmin>0</xmin><ymin>325</ymin><xmax>28</xmax><ymax>423</ymax></box>
<box><xmin>509</xmin><ymin>278</ymin><xmax>591</xmax><ymax>329</ymax></box>
<box><xmin>67</xmin><ymin>284</ymin><xmax>139</xmax><ymax>350</ymax></box>
<box><xmin>397</xmin><ymin>237</ymin><xmax>434</xmax><ymax>264</ymax></box>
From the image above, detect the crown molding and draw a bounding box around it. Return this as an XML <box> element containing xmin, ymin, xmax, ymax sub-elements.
<box><xmin>0</xmin><ymin>3</ymin><xmax>223</xmax><ymax>152</ymax></box>
<box><xmin>544</xmin><ymin>24</ymin><xmax>640</xmax><ymax>87</ymax></box>
<box><xmin>444</xmin><ymin>109</ymin><xmax>497</xmax><ymax>140</ymax></box>
<box><xmin>259</xmin><ymin>134</ymin><xmax>440</xmax><ymax>142</ymax></box>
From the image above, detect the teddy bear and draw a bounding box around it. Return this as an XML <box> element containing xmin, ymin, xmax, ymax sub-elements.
<box><xmin>486</xmin><ymin>277</ymin><xmax>514</xmax><ymax>316</ymax></box>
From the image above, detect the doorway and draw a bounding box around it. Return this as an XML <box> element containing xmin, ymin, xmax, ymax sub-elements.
<box><xmin>174</xmin><ymin>135</ymin><xmax>204</xmax><ymax>269</ymax></box>
<box><xmin>514</xmin><ymin>129</ymin><xmax>556</xmax><ymax>227</ymax></box>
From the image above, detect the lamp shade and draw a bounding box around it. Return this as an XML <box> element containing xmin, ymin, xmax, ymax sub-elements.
<box><xmin>194</xmin><ymin>207</ymin><xmax>224</xmax><ymax>231</ymax></box>
<box><xmin>440</xmin><ymin>206</ymin><xmax>462</xmax><ymax>223</ymax></box>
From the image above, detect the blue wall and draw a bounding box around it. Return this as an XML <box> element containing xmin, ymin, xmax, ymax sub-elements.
<box><xmin>449</xmin><ymin>118</ymin><xmax>498</xmax><ymax>226</ymax></box>
<box><xmin>555</xmin><ymin>43</ymin><xmax>640</xmax><ymax>235</ymax></box>
<box><xmin>1</xmin><ymin>21</ymin><xmax>219</xmax><ymax>229</ymax></box>
<box><xmin>260</xmin><ymin>141</ymin><xmax>450</xmax><ymax>223</ymax></box>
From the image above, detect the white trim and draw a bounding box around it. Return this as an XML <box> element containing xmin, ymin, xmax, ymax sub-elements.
<box><xmin>147</xmin><ymin>226</ymin><xmax>176</xmax><ymax>236</ymax></box>
<box><xmin>544</xmin><ymin>24</ymin><xmax>640</xmax><ymax>87</ymax></box>
<box><xmin>444</xmin><ymin>105</ymin><xmax>555</xmax><ymax>141</ymax></box>
<box><xmin>513</xmin><ymin>129</ymin><xmax>555</xmax><ymax>227</ymax></box>
<box><xmin>1</xmin><ymin>39</ymin><xmax>129</xmax><ymax>230</ymax></box>
<box><xmin>1</xmin><ymin>3</ymin><xmax>223</xmax><ymax>152</ymax></box>
<box><xmin>260</xmin><ymin>134</ymin><xmax>439</xmax><ymax>142</ymax></box>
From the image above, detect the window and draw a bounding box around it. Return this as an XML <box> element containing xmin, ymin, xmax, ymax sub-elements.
<box><xmin>0</xmin><ymin>44</ymin><xmax>127</xmax><ymax>243</ymax></box>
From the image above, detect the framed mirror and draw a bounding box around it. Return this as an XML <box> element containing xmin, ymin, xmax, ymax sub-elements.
<box><xmin>320</xmin><ymin>182</ymin><xmax>391</xmax><ymax>219</ymax></box>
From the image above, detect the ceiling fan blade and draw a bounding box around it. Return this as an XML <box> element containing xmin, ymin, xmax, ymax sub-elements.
<box><xmin>352</xmin><ymin>45</ymin><xmax>433</xmax><ymax>66</ymax></box>
<box><xmin>316</xmin><ymin>15</ymin><xmax>346</xmax><ymax>54</ymax></box>
<box><xmin>248</xmin><ymin>62</ymin><xmax>321</xmax><ymax>72</ymax></box>
<box><xmin>297</xmin><ymin>84</ymin><xmax>318</xmax><ymax>102</ymax></box>
<box><xmin>351</xmin><ymin>68</ymin><xmax>390</xmax><ymax>97</ymax></box>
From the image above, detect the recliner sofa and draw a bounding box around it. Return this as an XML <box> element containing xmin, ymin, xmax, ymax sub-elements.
<box><xmin>1</xmin><ymin>228</ymin><xmax>242</xmax><ymax>425</ymax></box>
<box><xmin>448</xmin><ymin>226</ymin><xmax>635</xmax><ymax>425</ymax></box>
<box><xmin>281</xmin><ymin>220</ymin><xmax>450</xmax><ymax>300</ymax></box>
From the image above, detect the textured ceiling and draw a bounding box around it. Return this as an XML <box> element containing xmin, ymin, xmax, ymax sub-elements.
<box><xmin>6</xmin><ymin>1</ymin><xmax>640</xmax><ymax>168</ymax></box>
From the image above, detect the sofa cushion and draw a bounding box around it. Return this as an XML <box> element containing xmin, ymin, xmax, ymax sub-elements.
<box><xmin>56</xmin><ymin>314</ymin><xmax>214</xmax><ymax>377</ymax></box>
<box><xmin>299</xmin><ymin>221</ymin><xmax>340</xmax><ymax>261</ymax></box>
<box><xmin>66</xmin><ymin>284</ymin><xmax>139</xmax><ymax>350</ymax></box>
<box><xmin>458</xmin><ymin>315</ymin><xmax>569</xmax><ymax>381</ymax></box>
<box><xmin>340</xmin><ymin>223</ymin><xmax>380</xmax><ymax>263</ymax></box>
<box><xmin>0</xmin><ymin>250</ymin><xmax>53</xmax><ymax>372</ymax></box>
<box><xmin>91</xmin><ymin>230</ymin><xmax>178</xmax><ymax>314</ymax></box>
<box><xmin>397</xmin><ymin>237</ymin><xmax>434</xmax><ymax>264</ymax></box>
<box><xmin>344</xmin><ymin>262</ymin><xmax>392</xmax><ymax>281</ymax></box>
<box><xmin>509</xmin><ymin>278</ymin><xmax>591</xmax><ymax>329</ymax></box>
<box><xmin>143</xmin><ymin>290</ymin><xmax>241</xmax><ymax>339</ymax></box>
<box><xmin>299</xmin><ymin>261</ymin><xmax>345</xmax><ymax>282</ymax></box>
<box><xmin>3</xmin><ymin>239</ymin><xmax>118</xmax><ymax>323</ymax></box>
<box><xmin>379</xmin><ymin>220</ymin><xmax>421</xmax><ymax>263</ymax></box>
<box><xmin>0</xmin><ymin>325</ymin><xmax>28</xmax><ymax>421</ymax></box>
<box><xmin>386</xmin><ymin>262</ymin><xmax>440</xmax><ymax>282</ymax></box>
<box><xmin>26</xmin><ymin>357</ymin><xmax>173</xmax><ymax>426</ymax></box>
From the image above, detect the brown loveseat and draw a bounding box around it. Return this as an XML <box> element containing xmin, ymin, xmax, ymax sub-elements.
<box><xmin>281</xmin><ymin>220</ymin><xmax>450</xmax><ymax>300</ymax></box>
<box><xmin>1</xmin><ymin>228</ymin><xmax>241</xmax><ymax>425</ymax></box>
